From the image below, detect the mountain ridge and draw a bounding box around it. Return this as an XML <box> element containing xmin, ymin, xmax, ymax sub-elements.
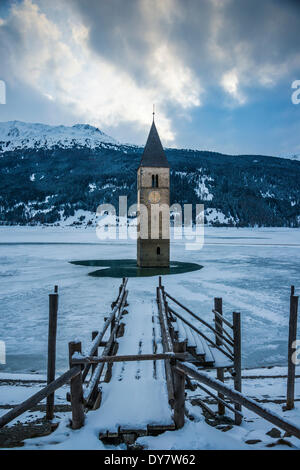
<box><xmin>0</xmin><ymin>121</ymin><xmax>299</xmax><ymax>227</ymax></box>
<box><xmin>0</xmin><ymin>120</ymin><xmax>118</xmax><ymax>153</ymax></box>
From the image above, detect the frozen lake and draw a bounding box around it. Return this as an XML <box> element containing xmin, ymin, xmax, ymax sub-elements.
<box><xmin>0</xmin><ymin>226</ymin><xmax>299</xmax><ymax>374</ymax></box>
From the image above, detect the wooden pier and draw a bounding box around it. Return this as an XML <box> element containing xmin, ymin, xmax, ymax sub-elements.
<box><xmin>1</xmin><ymin>278</ymin><xmax>300</xmax><ymax>445</ymax></box>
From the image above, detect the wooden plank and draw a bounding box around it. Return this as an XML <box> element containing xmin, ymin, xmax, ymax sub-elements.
<box><xmin>176</xmin><ymin>317</ymin><xmax>201</xmax><ymax>351</ymax></box>
<box><xmin>286</xmin><ymin>292</ymin><xmax>299</xmax><ymax>410</ymax></box>
<box><xmin>0</xmin><ymin>367</ymin><xmax>80</xmax><ymax>428</ymax></box>
<box><xmin>173</xmin><ymin>341</ymin><xmax>186</xmax><ymax>429</ymax></box>
<box><xmin>105</xmin><ymin>342</ymin><xmax>118</xmax><ymax>383</ymax></box>
<box><xmin>174</xmin><ymin>317</ymin><xmax>213</xmax><ymax>363</ymax></box>
<box><xmin>195</xmin><ymin>333</ymin><xmax>214</xmax><ymax>363</ymax></box>
<box><xmin>46</xmin><ymin>292</ymin><xmax>58</xmax><ymax>421</ymax></box>
<box><xmin>147</xmin><ymin>424</ymin><xmax>176</xmax><ymax>433</ymax></box>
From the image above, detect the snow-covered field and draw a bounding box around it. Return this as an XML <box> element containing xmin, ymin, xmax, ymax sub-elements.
<box><xmin>0</xmin><ymin>226</ymin><xmax>299</xmax><ymax>374</ymax></box>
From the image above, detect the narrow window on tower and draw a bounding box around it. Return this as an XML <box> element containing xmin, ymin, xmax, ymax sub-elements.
<box><xmin>156</xmin><ymin>175</ymin><xmax>159</xmax><ymax>187</ymax></box>
<box><xmin>157</xmin><ymin>246</ymin><xmax>161</xmax><ymax>255</ymax></box>
<box><xmin>152</xmin><ymin>175</ymin><xmax>155</xmax><ymax>187</ymax></box>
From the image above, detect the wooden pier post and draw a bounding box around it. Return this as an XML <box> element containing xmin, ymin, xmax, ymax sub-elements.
<box><xmin>233</xmin><ymin>311</ymin><xmax>242</xmax><ymax>425</ymax></box>
<box><xmin>214</xmin><ymin>297</ymin><xmax>225</xmax><ymax>416</ymax></box>
<box><xmin>173</xmin><ymin>341</ymin><xmax>186</xmax><ymax>429</ymax></box>
<box><xmin>68</xmin><ymin>341</ymin><xmax>85</xmax><ymax>429</ymax></box>
<box><xmin>46</xmin><ymin>290</ymin><xmax>58</xmax><ymax>420</ymax></box>
<box><xmin>286</xmin><ymin>287</ymin><xmax>299</xmax><ymax>410</ymax></box>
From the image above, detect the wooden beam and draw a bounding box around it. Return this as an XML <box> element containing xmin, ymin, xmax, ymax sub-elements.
<box><xmin>157</xmin><ymin>286</ymin><xmax>175</xmax><ymax>406</ymax></box>
<box><xmin>168</xmin><ymin>306</ymin><xmax>234</xmax><ymax>361</ymax></box>
<box><xmin>157</xmin><ymin>287</ymin><xmax>173</xmax><ymax>352</ymax></box>
<box><xmin>233</xmin><ymin>312</ymin><xmax>242</xmax><ymax>425</ymax></box>
<box><xmin>91</xmin><ymin>331</ymin><xmax>98</xmax><ymax>375</ymax></box>
<box><xmin>69</xmin><ymin>341</ymin><xmax>85</xmax><ymax>430</ymax></box>
<box><xmin>72</xmin><ymin>352</ymin><xmax>188</xmax><ymax>364</ymax></box>
<box><xmin>175</xmin><ymin>362</ymin><xmax>300</xmax><ymax>440</ymax></box>
<box><xmin>0</xmin><ymin>367</ymin><xmax>80</xmax><ymax>428</ymax></box>
<box><xmin>46</xmin><ymin>292</ymin><xmax>58</xmax><ymax>421</ymax></box>
<box><xmin>286</xmin><ymin>293</ymin><xmax>299</xmax><ymax>410</ymax></box>
<box><xmin>173</xmin><ymin>341</ymin><xmax>187</xmax><ymax>429</ymax></box>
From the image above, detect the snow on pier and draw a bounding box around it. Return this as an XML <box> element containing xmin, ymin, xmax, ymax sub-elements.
<box><xmin>95</xmin><ymin>296</ymin><xmax>174</xmax><ymax>433</ymax></box>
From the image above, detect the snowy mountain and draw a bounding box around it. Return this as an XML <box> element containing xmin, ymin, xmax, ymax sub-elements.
<box><xmin>0</xmin><ymin>121</ymin><xmax>118</xmax><ymax>153</ymax></box>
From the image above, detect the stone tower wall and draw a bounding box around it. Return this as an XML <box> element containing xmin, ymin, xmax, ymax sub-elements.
<box><xmin>137</xmin><ymin>166</ymin><xmax>170</xmax><ymax>267</ymax></box>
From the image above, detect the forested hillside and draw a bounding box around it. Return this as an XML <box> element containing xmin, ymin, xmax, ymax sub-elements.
<box><xmin>0</xmin><ymin>122</ymin><xmax>299</xmax><ymax>227</ymax></box>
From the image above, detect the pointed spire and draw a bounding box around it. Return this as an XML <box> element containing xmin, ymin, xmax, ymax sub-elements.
<box><xmin>139</xmin><ymin>117</ymin><xmax>169</xmax><ymax>168</ymax></box>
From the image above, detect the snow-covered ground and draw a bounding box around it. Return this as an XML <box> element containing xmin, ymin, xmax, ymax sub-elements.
<box><xmin>0</xmin><ymin>226</ymin><xmax>299</xmax><ymax>374</ymax></box>
<box><xmin>0</xmin><ymin>366</ymin><xmax>299</xmax><ymax>450</ymax></box>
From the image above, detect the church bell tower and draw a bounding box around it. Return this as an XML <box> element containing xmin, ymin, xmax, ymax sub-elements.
<box><xmin>137</xmin><ymin>116</ymin><xmax>170</xmax><ymax>267</ymax></box>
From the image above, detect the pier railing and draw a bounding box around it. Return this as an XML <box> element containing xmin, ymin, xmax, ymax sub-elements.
<box><xmin>156</xmin><ymin>277</ymin><xmax>300</xmax><ymax>440</ymax></box>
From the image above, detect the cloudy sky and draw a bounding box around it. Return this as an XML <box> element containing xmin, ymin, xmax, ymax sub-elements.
<box><xmin>0</xmin><ymin>0</ymin><xmax>299</xmax><ymax>156</ymax></box>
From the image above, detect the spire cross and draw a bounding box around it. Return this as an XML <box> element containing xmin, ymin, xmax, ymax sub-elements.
<box><xmin>152</xmin><ymin>104</ymin><xmax>155</xmax><ymax>121</ymax></box>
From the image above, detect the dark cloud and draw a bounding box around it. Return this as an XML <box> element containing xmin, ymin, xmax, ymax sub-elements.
<box><xmin>70</xmin><ymin>0</ymin><xmax>155</xmax><ymax>85</ymax></box>
<box><xmin>70</xmin><ymin>0</ymin><xmax>300</xmax><ymax>91</ymax></box>
<box><xmin>0</xmin><ymin>0</ymin><xmax>300</xmax><ymax>155</ymax></box>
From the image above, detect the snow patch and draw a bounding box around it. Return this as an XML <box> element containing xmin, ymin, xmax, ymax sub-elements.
<box><xmin>195</xmin><ymin>175</ymin><xmax>214</xmax><ymax>201</ymax></box>
<box><xmin>205</xmin><ymin>208</ymin><xmax>233</xmax><ymax>225</ymax></box>
<box><xmin>260</xmin><ymin>190</ymin><xmax>275</xmax><ymax>198</ymax></box>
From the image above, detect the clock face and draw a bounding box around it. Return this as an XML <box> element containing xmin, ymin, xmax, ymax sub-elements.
<box><xmin>149</xmin><ymin>190</ymin><xmax>160</xmax><ymax>204</ymax></box>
